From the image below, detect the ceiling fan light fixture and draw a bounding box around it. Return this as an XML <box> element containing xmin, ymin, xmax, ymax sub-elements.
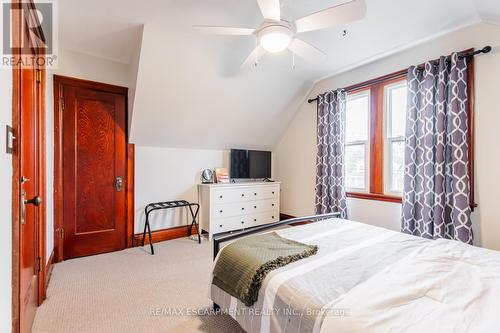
<box><xmin>258</xmin><ymin>25</ymin><xmax>292</xmax><ymax>53</ymax></box>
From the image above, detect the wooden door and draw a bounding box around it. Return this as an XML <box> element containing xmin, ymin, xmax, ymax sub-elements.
<box><xmin>12</xmin><ymin>1</ymin><xmax>46</xmax><ymax>331</ymax></box>
<box><xmin>18</xmin><ymin>66</ymin><xmax>43</xmax><ymax>333</ymax></box>
<box><xmin>61</xmin><ymin>82</ymin><xmax>127</xmax><ymax>259</ymax></box>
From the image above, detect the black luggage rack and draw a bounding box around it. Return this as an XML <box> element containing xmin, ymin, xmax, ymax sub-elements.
<box><xmin>142</xmin><ymin>200</ymin><xmax>200</xmax><ymax>255</ymax></box>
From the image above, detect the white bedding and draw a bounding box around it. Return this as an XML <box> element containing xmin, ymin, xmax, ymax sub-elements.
<box><xmin>210</xmin><ymin>219</ymin><xmax>500</xmax><ymax>333</ymax></box>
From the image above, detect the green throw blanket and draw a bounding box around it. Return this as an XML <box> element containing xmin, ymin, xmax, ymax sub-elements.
<box><xmin>212</xmin><ymin>232</ymin><xmax>318</xmax><ymax>306</ymax></box>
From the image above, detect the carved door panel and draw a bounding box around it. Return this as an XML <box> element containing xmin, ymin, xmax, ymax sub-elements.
<box><xmin>62</xmin><ymin>86</ymin><xmax>126</xmax><ymax>259</ymax></box>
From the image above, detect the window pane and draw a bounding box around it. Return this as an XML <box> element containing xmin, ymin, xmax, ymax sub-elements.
<box><xmin>346</xmin><ymin>92</ymin><xmax>369</xmax><ymax>143</ymax></box>
<box><xmin>345</xmin><ymin>144</ymin><xmax>366</xmax><ymax>189</ymax></box>
<box><xmin>390</xmin><ymin>141</ymin><xmax>405</xmax><ymax>192</ymax></box>
<box><xmin>388</xmin><ymin>84</ymin><xmax>407</xmax><ymax>138</ymax></box>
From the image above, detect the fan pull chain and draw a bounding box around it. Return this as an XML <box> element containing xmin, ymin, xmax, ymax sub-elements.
<box><xmin>292</xmin><ymin>52</ymin><xmax>296</xmax><ymax>70</ymax></box>
<box><xmin>254</xmin><ymin>38</ymin><xmax>259</xmax><ymax>67</ymax></box>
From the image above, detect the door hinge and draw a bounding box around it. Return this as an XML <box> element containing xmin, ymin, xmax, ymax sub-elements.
<box><xmin>37</xmin><ymin>256</ymin><xmax>41</xmax><ymax>272</ymax></box>
<box><xmin>61</xmin><ymin>98</ymin><xmax>65</xmax><ymax>111</ymax></box>
<box><xmin>35</xmin><ymin>69</ymin><xmax>42</xmax><ymax>83</ymax></box>
<box><xmin>61</xmin><ymin>228</ymin><xmax>64</xmax><ymax>239</ymax></box>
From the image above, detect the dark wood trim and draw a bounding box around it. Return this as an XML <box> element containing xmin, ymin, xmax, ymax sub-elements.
<box><xmin>37</xmin><ymin>63</ymin><xmax>47</xmax><ymax>305</ymax></box>
<box><xmin>279</xmin><ymin>213</ymin><xmax>295</xmax><ymax>220</ymax></box>
<box><xmin>44</xmin><ymin>250</ymin><xmax>55</xmax><ymax>294</ymax></box>
<box><xmin>369</xmin><ymin>83</ymin><xmax>384</xmax><ymax>194</ymax></box>
<box><xmin>280</xmin><ymin>213</ymin><xmax>312</xmax><ymax>225</ymax></box>
<box><xmin>345</xmin><ymin>69</ymin><xmax>407</xmax><ymax>95</ymax></box>
<box><xmin>11</xmin><ymin>31</ymin><xmax>21</xmax><ymax>333</ymax></box>
<box><xmin>347</xmin><ymin>192</ymin><xmax>402</xmax><ymax>203</ymax></box>
<box><xmin>53</xmin><ymin>76</ymin><xmax>132</xmax><ymax>262</ymax></box>
<box><xmin>133</xmin><ymin>225</ymin><xmax>198</xmax><ymax>246</ymax></box>
<box><xmin>53</xmin><ymin>75</ymin><xmax>63</xmax><ymax>262</ymax></box>
<box><xmin>127</xmin><ymin>144</ymin><xmax>135</xmax><ymax>248</ymax></box>
<box><xmin>52</xmin><ymin>75</ymin><xmax>128</xmax><ymax>95</ymax></box>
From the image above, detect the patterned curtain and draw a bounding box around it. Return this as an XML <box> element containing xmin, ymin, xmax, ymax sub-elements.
<box><xmin>401</xmin><ymin>53</ymin><xmax>472</xmax><ymax>244</ymax></box>
<box><xmin>315</xmin><ymin>90</ymin><xmax>348</xmax><ymax>218</ymax></box>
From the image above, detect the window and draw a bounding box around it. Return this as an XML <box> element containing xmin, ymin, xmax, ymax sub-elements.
<box><xmin>345</xmin><ymin>91</ymin><xmax>370</xmax><ymax>191</ymax></box>
<box><xmin>339</xmin><ymin>57</ymin><xmax>475</xmax><ymax>206</ymax></box>
<box><xmin>385</xmin><ymin>82</ymin><xmax>407</xmax><ymax>194</ymax></box>
<box><xmin>344</xmin><ymin>73</ymin><xmax>408</xmax><ymax>203</ymax></box>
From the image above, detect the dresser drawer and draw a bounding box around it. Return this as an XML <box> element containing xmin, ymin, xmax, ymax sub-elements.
<box><xmin>212</xmin><ymin>216</ymin><xmax>249</xmax><ymax>234</ymax></box>
<box><xmin>213</xmin><ymin>202</ymin><xmax>251</xmax><ymax>219</ymax></box>
<box><xmin>212</xmin><ymin>189</ymin><xmax>252</xmax><ymax>204</ymax></box>
<box><xmin>247</xmin><ymin>199</ymin><xmax>278</xmax><ymax>214</ymax></box>
<box><xmin>251</xmin><ymin>186</ymin><xmax>279</xmax><ymax>200</ymax></box>
<box><xmin>247</xmin><ymin>211</ymin><xmax>280</xmax><ymax>228</ymax></box>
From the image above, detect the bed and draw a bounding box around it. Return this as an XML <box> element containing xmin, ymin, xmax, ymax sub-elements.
<box><xmin>210</xmin><ymin>215</ymin><xmax>500</xmax><ymax>333</ymax></box>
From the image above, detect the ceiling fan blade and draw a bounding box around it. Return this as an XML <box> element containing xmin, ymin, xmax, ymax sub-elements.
<box><xmin>288</xmin><ymin>38</ymin><xmax>327</xmax><ymax>63</ymax></box>
<box><xmin>294</xmin><ymin>0</ymin><xmax>366</xmax><ymax>33</ymax></box>
<box><xmin>241</xmin><ymin>46</ymin><xmax>266</xmax><ymax>68</ymax></box>
<box><xmin>257</xmin><ymin>0</ymin><xmax>281</xmax><ymax>21</ymax></box>
<box><xmin>193</xmin><ymin>25</ymin><xmax>255</xmax><ymax>35</ymax></box>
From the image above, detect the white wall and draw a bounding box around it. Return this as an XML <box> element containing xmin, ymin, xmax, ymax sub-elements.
<box><xmin>45</xmin><ymin>49</ymin><xmax>134</xmax><ymax>261</ymax></box>
<box><xmin>134</xmin><ymin>146</ymin><xmax>229</xmax><ymax>233</ymax></box>
<box><xmin>275</xmin><ymin>22</ymin><xmax>500</xmax><ymax>250</ymax></box>
<box><xmin>0</xmin><ymin>69</ymin><xmax>13</xmax><ymax>332</ymax></box>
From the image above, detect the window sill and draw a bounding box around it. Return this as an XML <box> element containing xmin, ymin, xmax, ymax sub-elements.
<box><xmin>346</xmin><ymin>192</ymin><xmax>402</xmax><ymax>203</ymax></box>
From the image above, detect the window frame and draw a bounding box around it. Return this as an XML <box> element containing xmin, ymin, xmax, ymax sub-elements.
<box><xmin>342</xmin><ymin>57</ymin><xmax>476</xmax><ymax>210</ymax></box>
<box><xmin>384</xmin><ymin>81</ymin><xmax>407</xmax><ymax>196</ymax></box>
<box><xmin>344</xmin><ymin>90</ymin><xmax>371</xmax><ymax>193</ymax></box>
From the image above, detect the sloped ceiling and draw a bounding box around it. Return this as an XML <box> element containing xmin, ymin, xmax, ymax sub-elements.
<box><xmin>58</xmin><ymin>0</ymin><xmax>500</xmax><ymax>149</ymax></box>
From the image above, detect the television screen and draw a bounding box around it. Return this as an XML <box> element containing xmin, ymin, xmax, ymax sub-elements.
<box><xmin>230</xmin><ymin>149</ymin><xmax>249</xmax><ymax>178</ymax></box>
<box><xmin>230</xmin><ymin>149</ymin><xmax>271</xmax><ymax>179</ymax></box>
<box><xmin>249</xmin><ymin>150</ymin><xmax>271</xmax><ymax>179</ymax></box>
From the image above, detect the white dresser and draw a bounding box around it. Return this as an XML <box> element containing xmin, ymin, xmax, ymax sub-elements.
<box><xmin>198</xmin><ymin>182</ymin><xmax>280</xmax><ymax>240</ymax></box>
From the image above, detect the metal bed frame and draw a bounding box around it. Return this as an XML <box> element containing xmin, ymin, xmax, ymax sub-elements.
<box><xmin>212</xmin><ymin>212</ymin><xmax>340</xmax><ymax>259</ymax></box>
<box><xmin>211</xmin><ymin>212</ymin><xmax>340</xmax><ymax>310</ymax></box>
<box><xmin>142</xmin><ymin>200</ymin><xmax>200</xmax><ymax>255</ymax></box>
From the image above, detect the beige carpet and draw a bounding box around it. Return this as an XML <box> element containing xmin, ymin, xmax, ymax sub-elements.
<box><xmin>32</xmin><ymin>237</ymin><xmax>245</xmax><ymax>333</ymax></box>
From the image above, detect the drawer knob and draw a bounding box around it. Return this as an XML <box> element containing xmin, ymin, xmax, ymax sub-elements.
<box><xmin>272</xmin><ymin>191</ymin><xmax>275</xmax><ymax>194</ymax></box>
<box><xmin>241</xmin><ymin>221</ymin><xmax>244</xmax><ymax>224</ymax></box>
<box><xmin>272</xmin><ymin>216</ymin><xmax>275</xmax><ymax>219</ymax></box>
<box><xmin>272</xmin><ymin>204</ymin><xmax>275</xmax><ymax>207</ymax></box>
<box><xmin>219</xmin><ymin>210</ymin><xmax>223</xmax><ymax>213</ymax></box>
<box><xmin>254</xmin><ymin>206</ymin><xmax>257</xmax><ymax>209</ymax></box>
<box><xmin>254</xmin><ymin>218</ymin><xmax>257</xmax><ymax>222</ymax></box>
<box><xmin>219</xmin><ymin>224</ymin><xmax>223</xmax><ymax>227</ymax></box>
<box><xmin>241</xmin><ymin>207</ymin><xmax>245</xmax><ymax>210</ymax></box>
<box><xmin>241</xmin><ymin>193</ymin><xmax>245</xmax><ymax>197</ymax></box>
<box><xmin>254</xmin><ymin>193</ymin><xmax>257</xmax><ymax>196</ymax></box>
<box><xmin>219</xmin><ymin>195</ymin><xmax>223</xmax><ymax>199</ymax></box>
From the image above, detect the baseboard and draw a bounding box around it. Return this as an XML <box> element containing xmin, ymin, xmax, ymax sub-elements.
<box><xmin>280</xmin><ymin>213</ymin><xmax>313</xmax><ymax>226</ymax></box>
<box><xmin>45</xmin><ymin>249</ymin><xmax>55</xmax><ymax>293</ymax></box>
<box><xmin>133</xmin><ymin>225</ymin><xmax>198</xmax><ymax>246</ymax></box>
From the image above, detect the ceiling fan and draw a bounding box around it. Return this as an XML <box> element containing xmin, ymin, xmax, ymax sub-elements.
<box><xmin>194</xmin><ymin>0</ymin><xmax>366</xmax><ymax>67</ymax></box>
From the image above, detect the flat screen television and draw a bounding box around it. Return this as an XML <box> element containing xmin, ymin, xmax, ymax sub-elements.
<box><xmin>230</xmin><ymin>149</ymin><xmax>271</xmax><ymax>179</ymax></box>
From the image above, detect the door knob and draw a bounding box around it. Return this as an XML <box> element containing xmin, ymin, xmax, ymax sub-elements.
<box><xmin>22</xmin><ymin>192</ymin><xmax>42</xmax><ymax>225</ymax></box>
<box><xmin>25</xmin><ymin>196</ymin><xmax>43</xmax><ymax>206</ymax></box>
<box><xmin>115</xmin><ymin>176</ymin><xmax>123</xmax><ymax>192</ymax></box>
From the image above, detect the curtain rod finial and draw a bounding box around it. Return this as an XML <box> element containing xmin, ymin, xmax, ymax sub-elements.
<box><xmin>482</xmin><ymin>46</ymin><xmax>492</xmax><ymax>54</ymax></box>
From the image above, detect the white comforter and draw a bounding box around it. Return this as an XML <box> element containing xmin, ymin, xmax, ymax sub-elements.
<box><xmin>210</xmin><ymin>219</ymin><xmax>500</xmax><ymax>333</ymax></box>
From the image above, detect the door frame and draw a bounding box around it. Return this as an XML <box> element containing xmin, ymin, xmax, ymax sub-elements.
<box><xmin>53</xmin><ymin>75</ymin><xmax>134</xmax><ymax>262</ymax></box>
<box><xmin>11</xmin><ymin>0</ymin><xmax>47</xmax><ymax>331</ymax></box>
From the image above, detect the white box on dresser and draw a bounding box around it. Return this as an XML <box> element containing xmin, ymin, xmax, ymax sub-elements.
<box><xmin>198</xmin><ymin>182</ymin><xmax>280</xmax><ymax>240</ymax></box>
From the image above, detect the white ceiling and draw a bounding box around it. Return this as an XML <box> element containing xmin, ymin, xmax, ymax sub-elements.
<box><xmin>58</xmin><ymin>0</ymin><xmax>500</xmax><ymax>149</ymax></box>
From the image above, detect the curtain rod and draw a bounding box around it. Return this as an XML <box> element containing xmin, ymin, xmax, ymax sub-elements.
<box><xmin>307</xmin><ymin>46</ymin><xmax>492</xmax><ymax>104</ymax></box>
